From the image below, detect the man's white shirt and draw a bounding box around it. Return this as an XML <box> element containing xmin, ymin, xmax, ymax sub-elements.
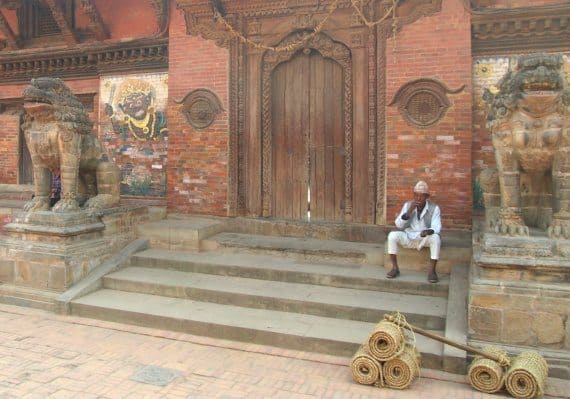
<box><xmin>394</xmin><ymin>200</ymin><xmax>441</xmax><ymax>240</ymax></box>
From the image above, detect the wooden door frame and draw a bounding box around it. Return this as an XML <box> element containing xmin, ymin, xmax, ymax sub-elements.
<box><xmin>177</xmin><ymin>0</ymin><xmax>443</xmax><ymax>224</ymax></box>
<box><xmin>260</xmin><ymin>31</ymin><xmax>353</xmax><ymax>221</ymax></box>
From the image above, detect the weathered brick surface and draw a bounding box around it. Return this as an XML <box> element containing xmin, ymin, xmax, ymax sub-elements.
<box><xmin>385</xmin><ymin>0</ymin><xmax>472</xmax><ymax>228</ymax></box>
<box><xmin>165</xmin><ymin>7</ymin><xmax>230</xmax><ymax>216</ymax></box>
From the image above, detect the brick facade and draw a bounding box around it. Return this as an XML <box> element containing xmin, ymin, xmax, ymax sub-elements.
<box><xmin>165</xmin><ymin>7</ymin><xmax>230</xmax><ymax>215</ymax></box>
<box><xmin>385</xmin><ymin>0</ymin><xmax>472</xmax><ymax>228</ymax></box>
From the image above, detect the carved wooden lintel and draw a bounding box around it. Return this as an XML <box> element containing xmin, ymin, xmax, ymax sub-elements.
<box><xmin>43</xmin><ymin>0</ymin><xmax>79</xmax><ymax>46</ymax></box>
<box><xmin>472</xmin><ymin>4</ymin><xmax>570</xmax><ymax>55</ymax></box>
<box><xmin>0</xmin><ymin>9</ymin><xmax>19</xmax><ymax>50</ymax></box>
<box><xmin>79</xmin><ymin>0</ymin><xmax>109</xmax><ymax>41</ymax></box>
<box><xmin>0</xmin><ymin>38</ymin><xmax>168</xmax><ymax>83</ymax></box>
<box><xmin>183</xmin><ymin>12</ymin><xmax>231</xmax><ymax>48</ymax></box>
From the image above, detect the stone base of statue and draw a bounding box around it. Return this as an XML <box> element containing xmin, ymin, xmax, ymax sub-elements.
<box><xmin>468</xmin><ymin>226</ymin><xmax>570</xmax><ymax>378</ymax></box>
<box><xmin>0</xmin><ymin>206</ymin><xmax>148</xmax><ymax>309</ymax></box>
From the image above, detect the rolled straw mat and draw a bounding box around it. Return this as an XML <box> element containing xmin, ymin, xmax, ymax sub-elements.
<box><xmin>505</xmin><ymin>351</ymin><xmax>548</xmax><ymax>399</ymax></box>
<box><xmin>468</xmin><ymin>346</ymin><xmax>508</xmax><ymax>394</ymax></box>
<box><xmin>367</xmin><ymin>319</ymin><xmax>406</xmax><ymax>361</ymax></box>
<box><xmin>350</xmin><ymin>345</ymin><xmax>382</xmax><ymax>385</ymax></box>
<box><xmin>382</xmin><ymin>344</ymin><xmax>421</xmax><ymax>390</ymax></box>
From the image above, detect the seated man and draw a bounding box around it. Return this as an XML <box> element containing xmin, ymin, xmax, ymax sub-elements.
<box><xmin>386</xmin><ymin>180</ymin><xmax>441</xmax><ymax>283</ymax></box>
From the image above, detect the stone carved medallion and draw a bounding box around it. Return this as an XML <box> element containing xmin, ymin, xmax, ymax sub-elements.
<box><xmin>389</xmin><ymin>79</ymin><xmax>465</xmax><ymax>128</ymax></box>
<box><xmin>175</xmin><ymin>89</ymin><xmax>224</xmax><ymax>130</ymax></box>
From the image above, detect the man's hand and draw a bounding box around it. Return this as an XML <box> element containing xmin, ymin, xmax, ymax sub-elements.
<box><xmin>402</xmin><ymin>201</ymin><xmax>415</xmax><ymax>219</ymax></box>
<box><xmin>420</xmin><ymin>229</ymin><xmax>434</xmax><ymax>237</ymax></box>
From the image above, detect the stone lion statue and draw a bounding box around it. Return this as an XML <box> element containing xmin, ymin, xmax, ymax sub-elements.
<box><xmin>22</xmin><ymin>77</ymin><xmax>120</xmax><ymax>213</ymax></box>
<box><xmin>481</xmin><ymin>53</ymin><xmax>570</xmax><ymax>238</ymax></box>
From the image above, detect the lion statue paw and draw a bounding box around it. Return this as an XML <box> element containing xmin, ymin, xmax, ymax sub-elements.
<box><xmin>491</xmin><ymin>218</ymin><xmax>529</xmax><ymax>236</ymax></box>
<box><xmin>23</xmin><ymin>196</ymin><xmax>50</xmax><ymax>212</ymax></box>
<box><xmin>84</xmin><ymin>194</ymin><xmax>116</xmax><ymax>210</ymax></box>
<box><xmin>52</xmin><ymin>199</ymin><xmax>80</xmax><ymax>213</ymax></box>
<box><xmin>548</xmin><ymin>217</ymin><xmax>570</xmax><ymax>239</ymax></box>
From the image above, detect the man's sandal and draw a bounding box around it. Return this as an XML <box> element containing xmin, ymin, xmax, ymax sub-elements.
<box><xmin>386</xmin><ymin>269</ymin><xmax>400</xmax><ymax>279</ymax></box>
<box><xmin>428</xmin><ymin>272</ymin><xmax>439</xmax><ymax>283</ymax></box>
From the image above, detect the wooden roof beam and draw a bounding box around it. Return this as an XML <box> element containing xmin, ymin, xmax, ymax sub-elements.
<box><xmin>0</xmin><ymin>9</ymin><xmax>19</xmax><ymax>49</ymax></box>
<box><xmin>42</xmin><ymin>0</ymin><xmax>79</xmax><ymax>46</ymax></box>
<box><xmin>79</xmin><ymin>0</ymin><xmax>109</xmax><ymax>41</ymax></box>
<box><xmin>149</xmin><ymin>0</ymin><xmax>169</xmax><ymax>34</ymax></box>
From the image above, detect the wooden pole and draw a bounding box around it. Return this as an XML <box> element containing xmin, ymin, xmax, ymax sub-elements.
<box><xmin>384</xmin><ymin>315</ymin><xmax>510</xmax><ymax>366</ymax></box>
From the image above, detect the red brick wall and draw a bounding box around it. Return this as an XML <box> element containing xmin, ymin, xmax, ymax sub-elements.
<box><xmin>0</xmin><ymin>111</ymin><xmax>21</xmax><ymax>183</ymax></box>
<box><xmin>165</xmin><ymin>7</ymin><xmax>230</xmax><ymax>215</ymax></box>
<box><xmin>385</xmin><ymin>0</ymin><xmax>472</xmax><ymax>229</ymax></box>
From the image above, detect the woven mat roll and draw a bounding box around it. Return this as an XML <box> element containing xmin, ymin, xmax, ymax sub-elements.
<box><xmin>350</xmin><ymin>345</ymin><xmax>382</xmax><ymax>385</ymax></box>
<box><xmin>468</xmin><ymin>346</ymin><xmax>508</xmax><ymax>394</ymax></box>
<box><xmin>367</xmin><ymin>320</ymin><xmax>406</xmax><ymax>361</ymax></box>
<box><xmin>382</xmin><ymin>344</ymin><xmax>421</xmax><ymax>390</ymax></box>
<box><xmin>505</xmin><ymin>351</ymin><xmax>548</xmax><ymax>399</ymax></box>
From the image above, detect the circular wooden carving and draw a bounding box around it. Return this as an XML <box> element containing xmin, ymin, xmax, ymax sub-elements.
<box><xmin>406</xmin><ymin>90</ymin><xmax>444</xmax><ymax>127</ymax></box>
<box><xmin>175</xmin><ymin>89</ymin><xmax>223</xmax><ymax>130</ymax></box>
<box><xmin>389</xmin><ymin>79</ymin><xmax>465</xmax><ymax>129</ymax></box>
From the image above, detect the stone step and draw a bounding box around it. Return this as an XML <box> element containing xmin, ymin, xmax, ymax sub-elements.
<box><xmin>130</xmin><ymin>249</ymin><xmax>449</xmax><ymax>297</ymax></box>
<box><xmin>136</xmin><ymin>217</ymin><xmax>227</xmax><ymax>251</ymax></box>
<box><xmin>226</xmin><ymin>217</ymin><xmax>389</xmax><ymax>243</ymax></box>
<box><xmin>383</xmin><ymin>245</ymin><xmax>472</xmax><ymax>275</ymax></box>
<box><xmin>103</xmin><ymin>267</ymin><xmax>447</xmax><ymax>330</ymax></box>
<box><xmin>70</xmin><ymin>289</ymin><xmax>445</xmax><ymax>369</ymax></box>
<box><xmin>202</xmin><ymin>232</ymin><xmax>385</xmax><ymax>265</ymax></box>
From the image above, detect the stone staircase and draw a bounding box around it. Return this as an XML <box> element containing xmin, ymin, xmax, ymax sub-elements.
<box><xmin>68</xmin><ymin>216</ymin><xmax>471</xmax><ymax>373</ymax></box>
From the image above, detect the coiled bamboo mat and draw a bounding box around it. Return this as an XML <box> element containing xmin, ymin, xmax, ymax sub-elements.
<box><xmin>505</xmin><ymin>351</ymin><xmax>548</xmax><ymax>399</ymax></box>
<box><xmin>468</xmin><ymin>346</ymin><xmax>509</xmax><ymax>394</ymax></box>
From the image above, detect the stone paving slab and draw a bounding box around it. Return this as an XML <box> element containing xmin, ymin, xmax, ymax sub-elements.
<box><xmin>0</xmin><ymin>303</ymin><xmax>568</xmax><ymax>399</ymax></box>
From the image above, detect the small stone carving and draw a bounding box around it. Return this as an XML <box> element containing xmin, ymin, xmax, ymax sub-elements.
<box><xmin>22</xmin><ymin>77</ymin><xmax>120</xmax><ymax>213</ymax></box>
<box><xmin>389</xmin><ymin>79</ymin><xmax>465</xmax><ymax>128</ymax></box>
<box><xmin>175</xmin><ymin>89</ymin><xmax>224</xmax><ymax>130</ymax></box>
<box><xmin>482</xmin><ymin>53</ymin><xmax>570</xmax><ymax>238</ymax></box>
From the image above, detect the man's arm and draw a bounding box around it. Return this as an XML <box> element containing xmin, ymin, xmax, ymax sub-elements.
<box><xmin>395</xmin><ymin>201</ymin><xmax>412</xmax><ymax>229</ymax></box>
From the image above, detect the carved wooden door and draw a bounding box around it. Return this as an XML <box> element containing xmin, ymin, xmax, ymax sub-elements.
<box><xmin>271</xmin><ymin>50</ymin><xmax>344</xmax><ymax>221</ymax></box>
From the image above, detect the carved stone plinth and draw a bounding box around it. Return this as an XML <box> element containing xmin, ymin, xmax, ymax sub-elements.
<box><xmin>469</xmin><ymin>232</ymin><xmax>570</xmax><ymax>378</ymax></box>
<box><xmin>0</xmin><ymin>206</ymin><xmax>148</xmax><ymax>295</ymax></box>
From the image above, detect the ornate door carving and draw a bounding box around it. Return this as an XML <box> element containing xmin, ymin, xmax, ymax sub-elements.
<box><xmin>263</xmin><ymin>32</ymin><xmax>352</xmax><ymax>221</ymax></box>
<box><xmin>270</xmin><ymin>49</ymin><xmax>345</xmax><ymax>221</ymax></box>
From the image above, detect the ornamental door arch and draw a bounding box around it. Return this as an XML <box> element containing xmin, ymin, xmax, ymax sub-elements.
<box><xmin>261</xmin><ymin>32</ymin><xmax>353</xmax><ymax>222</ymax></box>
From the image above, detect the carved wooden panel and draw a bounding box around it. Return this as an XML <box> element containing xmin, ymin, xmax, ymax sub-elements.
<box><xmin>175</xmin><ymin>89</ymin><xmax>224</xmax><ymax>130</ymax></box>
<box><xmin>472</xmin><ymin>3</ymin><xmax>570</xmax><ymax>55</ymax></box>
<box><xmin>389</xmin><ymin>79</ymin><xmax>465</xmax><ymax>129</ymax></box>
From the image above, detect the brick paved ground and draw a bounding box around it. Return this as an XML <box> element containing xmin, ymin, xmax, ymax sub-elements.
<box><xmin>0</xmin><ymin>303</ymin><xmax>567</xmax><ymax>399</ymax></box>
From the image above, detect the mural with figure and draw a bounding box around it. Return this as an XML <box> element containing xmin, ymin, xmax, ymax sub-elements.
<box><xmin>99</xmin><ymin>73</ymin><xmax>168</xmax><ymax>197</ymax></box>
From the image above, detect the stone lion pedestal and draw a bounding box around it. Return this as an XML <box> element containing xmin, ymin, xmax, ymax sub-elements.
<box><xmin>470</xmin><ymin>231</ymin><xmax>570</xmax><ymax>375</ymax></box>
<box><xmin>0</xmin><ymin>206</ymin><xmax>148</xmax><ymax>309</ymax></box>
